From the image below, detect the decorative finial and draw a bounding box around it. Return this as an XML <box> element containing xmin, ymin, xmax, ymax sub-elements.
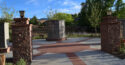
<box><xmin>19</xmin><ymin>11</ymin><xmax>25</xmax><ymax>18</ymax></box>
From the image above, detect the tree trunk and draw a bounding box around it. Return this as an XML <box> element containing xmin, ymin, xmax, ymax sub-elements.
<box><xmin>94</xmin><ymin>27</ymin><xmax>97</xmax><ymax>36</ymax></box>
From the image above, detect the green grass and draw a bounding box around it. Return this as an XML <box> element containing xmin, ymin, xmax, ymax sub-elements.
<box><xmin>32</xmin><ymin>33</ymin><xmax>100</xmax><ymax>39</ymax></box>
<box><xmin>32</xmin><ymin>34</ymin><xmax>47</xmax><ymax>39</ymax></box>
<box><xmin>6</xmin><ymin>63</ymin><xmax>13</xmax><ymax>65</ymax></box>
<box><xmin>67</xmin><ymin>33</ymin><xmax>100</xmax><ymax>38</ymax></box>
<box><xmin>119</xmin><ymin>43</ymin><xmax>125</xmax><ymax>54</ymax></box>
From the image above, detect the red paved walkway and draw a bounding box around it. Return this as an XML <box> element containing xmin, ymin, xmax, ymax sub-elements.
<box><xmin>33</xmin><ymin>38</ymin><xmax>99</xmax><ymax>65</ymax></box>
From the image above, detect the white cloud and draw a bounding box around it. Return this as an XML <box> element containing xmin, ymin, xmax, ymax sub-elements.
<box><xmin>57</xmin><ymin>8</ymin><xmax>80</xmax><ymax>14</ymax></box>
<box><xmin>26</xmin><ymin>0</ymin><xmax>39</xmax><ymax>5</ymax></box>
<box><xmin>63</xmin><ymin>0</ymin><xmax>81</xmax><ymax>9</ymax></box>
<box><xmin>63</xmin><ymin>1</ymin><xmax>68</xmax><ymax>5</ymax></box>
<box><xmin>58</xmin><ymin>9</ymin><xmax>70</xmax><ymax>12</ymax></box>
<box><xmin>60</xmin><ymin>0</ymin><xmax>81</xmax><ymax>14</ymax></box>
<box><xmin>73</xmin><ymin>5</ymin><xmax>81</xmax><ymax>9</ymax></box>
<box><xmin>63</xmin><ymin>0</ymin><xmax>76</xmax><ymax>6</ymax></box>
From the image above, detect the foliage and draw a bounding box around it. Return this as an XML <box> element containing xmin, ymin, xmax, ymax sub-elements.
<box><xmin>6</xmin><ymin>63</ymin><xmax>13</xmax><ymax>65</ymax></box>
<box><xmin>78</xmin><ymin>0</ymin><xmax>117</xmax><ymax>32</ymax></box>
<box><xmin>86</xmin><ymin>0</ymin><xmax>102</xmax><ymax>33</ymax></box>
<box><xmin>78</xmin><ymin>3</ymin><xmax>90</xmax><ymax>27</ymax></box>
<box><xmin>0</xmin><ymin>18</ymin><xmax>10</xmax><ymax>23</ymax></box>
<box><xmin>0</xmin><ymin>5</ymin><xmax>15</xmax><ymax>22</ymax></box>
<box><xmin>16</xmin><ymin>58</ymin><xmax>26</xmax><ymax>65</ymax></box>
<box><xmin>32</xmin><ymin>34</ymin><xmax>47</xmax><ymax>39</ymax></box>
<box><xmin>118</xmin><ymin>6</ymin><xmax>125</xmax><ymax>19</ymax></box>
<box><xmin>52</xmin><ymin>13</ymin><xmax>73</xmax><ymax>25</ymax></box>
<box><xmin>47</xmin><ymin>10</ymin><xmax>74</xmax><ymax>26</ymax></box>
<box><xmin>119</xmin><ymin>39</ymin><xmax>125</xmax><ymax>54</ymax></box>
<box><xmin>114</xmin><ymin>0</ymin><xmax>125</xmax><ymax>19</ymax></box>
<box><xmin>67</xmin><ymin>33</ymin><xmax>100</xmax><ymax>38</ymax></box>
<box><xmin>30</xmin><ymin>16</ymin><xmax>38</xmax><ymax>25</ymax></box>
<box><xmin>115</xmin><ymin>0</ymin><xmax>123</xmax><ymax>14</ymax></box>
<box><xmin>47</xmin><ymin>9</ymin><xmax>57</xmax><ymax>20</ymax></box>
<box><xmin>102</xmin><ymin>0</ymin><xmax>115</xmax><ymax>16</ymax></box>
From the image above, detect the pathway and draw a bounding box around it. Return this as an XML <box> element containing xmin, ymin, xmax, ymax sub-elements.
<box><xmin>6</xmin><ymin>37</ymin><xmax>125</xmax><ymax>65</ymax></box>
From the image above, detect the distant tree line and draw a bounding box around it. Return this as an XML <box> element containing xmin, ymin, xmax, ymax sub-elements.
<box><xmin>22</xmin><ymin>0</ymin><xmax>125</xmax><ymax>33</ymax></box>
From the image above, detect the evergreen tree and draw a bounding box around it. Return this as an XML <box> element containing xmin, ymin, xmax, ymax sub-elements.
<box><xmin>78</xmin><ymin>3</ymin><xmax>90</xmax><ymax>27</ymax></box>
<box><xmin>30</xmin><ymin>16</ymin><xmax>38</xmax><ymax>25</ymax></box>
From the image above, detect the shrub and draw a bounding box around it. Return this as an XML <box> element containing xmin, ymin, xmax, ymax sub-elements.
<box><xmin>16</xmin><ymin>58</ymin><xmax>26</xmax><ymax>65</ymax></box>
<box><xmin>6</xmin><ymin>63</ymin><xmax>13</xmax><ymax>65</ymax></box>
<box><xmin>119</xmin><ymin>39</ymin><xmax>125</xmax><ymax>54</ymax></box>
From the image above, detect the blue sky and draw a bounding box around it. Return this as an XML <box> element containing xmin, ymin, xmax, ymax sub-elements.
<box><xmin>1</xmin><ymin>0</ymin><xmax>125</xmax><ymax>19</ymax></box>
<box><xmin>0</xmin><ymin>0</ymin><xmax>85</xmax><ymax>19</ymax></box>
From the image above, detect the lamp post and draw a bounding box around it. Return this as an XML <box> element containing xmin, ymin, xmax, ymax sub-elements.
<box><xmin>107</xmin><ymin>10</ymin><xmax>112</xmax><ymax>16</ymax></box>
<box><xmin>19</xmin><ymin>11</ymin><xmax>25</xmax><ymax>18</ymax></box>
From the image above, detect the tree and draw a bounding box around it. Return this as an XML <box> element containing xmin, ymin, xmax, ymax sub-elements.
<box><xmin>0</xmin><ymin>5</ymin><xmax>15</xmax><ymax>22</ymax></box>
<box><xmin>114</xmin><ymin>0</ymin><xmax>125</xmax><ymax>18</ymax></box>
<box><xmin>50</xmin><ymin>13</ymin><xmax>74</xmax><ymax>26</ymax></box>
<box><xmin>118</xmin><ymin>6</ymin><xmax>125</xmax><ymax>19</ymax></box>
<box><xmin>78</xmin><ymin>0</ymin><xmax>116</xmax><ymax>32</ymax></box>
<box><xmin>30</xmin><ymin>16</ymin><xmax>38</xmax><ymax>25</ymax></box>
<box><xmin>101</xmin><ymin>0</ymin><xmax>115</xmax><ymax>16</ymax></box>
<box><xmin>86</xmin><ymin>0</ymin><xmax>102</xmax><ymax>33</ymax></box>
<box><xmin>78</xmin><ymin>3</ymin><xmax>90</xmax><ymax>27</ymax></box>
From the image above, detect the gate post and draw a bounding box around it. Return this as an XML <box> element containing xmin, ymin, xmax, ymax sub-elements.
<box><xmin>100</xmin><ymin>15</ymin><xmax>121</xmax><ymax>54</ymax></box>
<box><xmin>46</xmin><ymin>20</ymin><xmax>66</xmax><ymax>41</ymax></box>
<box><xmin>12</xmin><ymin>11</ymin><xmax>32</xmax><ymax>65</ymax></box>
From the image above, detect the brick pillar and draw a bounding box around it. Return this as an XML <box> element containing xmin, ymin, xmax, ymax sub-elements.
<box><xmin>12</xmin><ymin>11</ymin><xmax>32</xmax><ymax>65</ymax></box>
<box><xmin>100</xmin><ymin>16</ymin><xmax>121</xmax><ymax>53</ymax></box>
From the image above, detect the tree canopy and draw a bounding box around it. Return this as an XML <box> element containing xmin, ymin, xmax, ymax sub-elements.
<box><xmin>48</xmin><ymin>12</ymin><xmax>74</xmax><ymax>26</ymax></box>
<box><xmin>0</xmin><ymin>5</ymin><xmax>15</xmax><ymax>22</ymax></box>
<box><xmin>78</xmin><ymin>0</ymin><xmax>125</xmax><ymax>32</ymax></box>
<box><xmin>30</xmin><ymin>16</ymin><xmax>38</xmax><ymax>25</ymax></box>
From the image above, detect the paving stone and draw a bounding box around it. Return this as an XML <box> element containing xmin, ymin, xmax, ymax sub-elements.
<box><xmin>76</xmin><ymin>50</ymin><xmax>125</xmax><ymax>65</ymax></box>
<box><xmin>31</xmin><ymin>53</ymin><xmax>73</xmax><ymax>65</ymax></box>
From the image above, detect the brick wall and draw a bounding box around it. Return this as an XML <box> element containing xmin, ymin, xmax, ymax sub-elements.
<box><xmin>100</xmin><ymin>16</ymin><xmax>121</xmax><ymax>53</ymax></box>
